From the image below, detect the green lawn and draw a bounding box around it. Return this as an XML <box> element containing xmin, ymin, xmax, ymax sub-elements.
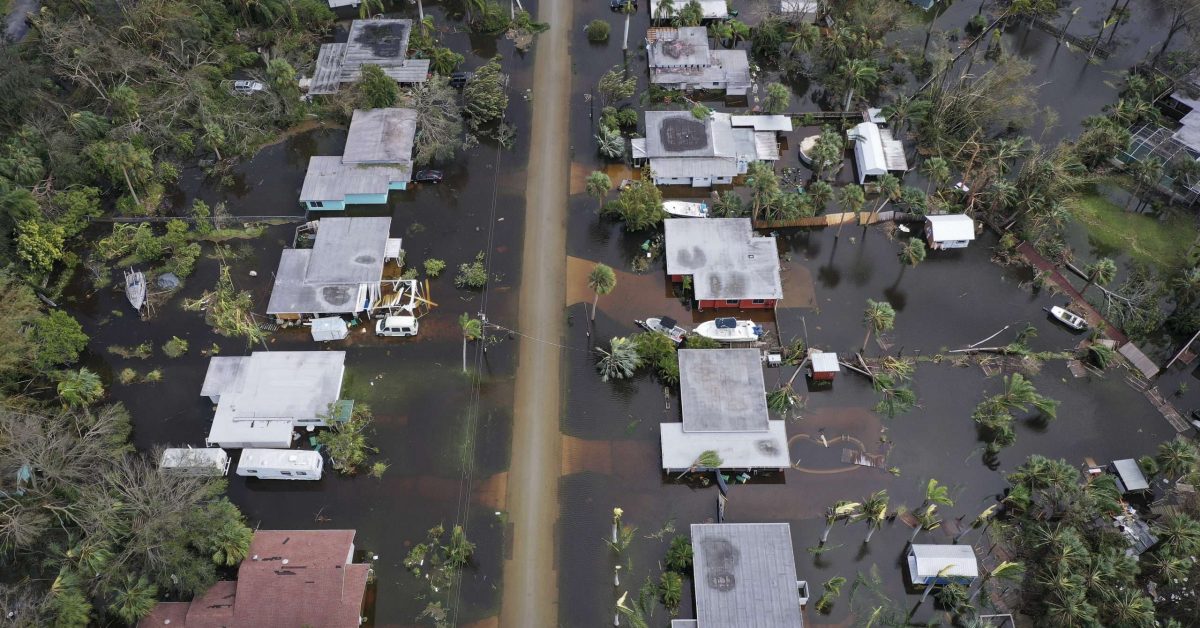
<box><xmin>1067</xmin><ymin>188</ymin><xmax>1195</xmax><ymax>271</ymax></box>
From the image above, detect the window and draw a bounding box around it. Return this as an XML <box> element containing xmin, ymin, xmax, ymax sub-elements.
<box><xmin>752</xmin><ymin>299</ymin><xmax>766</xmax><ymax>304</ymax></box>
<box><xmin>281</xmin><ymin>471</ymin><xmax>292</xmax><ymax>476</ymax></box>
<box><xmin>246</xmin><ymin>469</ymin><xmax>257</xmax><ymax>473</ymax></box>
<box><xmin>296</xmin><ymin>471</ymin><xmax>307</xmax><ymax>476</ymax></box>
<box><xmin>726</xmin><ymin>299</ymin><xmax>739</xmax><ymax>305</ymax></box>
<box><xmin>310</xmin><ymin>201</ymin><xmax>323</xmax><ymax>208</ymax></box>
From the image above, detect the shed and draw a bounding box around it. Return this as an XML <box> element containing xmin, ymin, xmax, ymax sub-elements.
<box><xmin>849</xmin><ymin>122</ymin><xmax>886</xmax><ymax>183</ymax></box>
<box><xmin>160</xmin><ymin>448</ymin><xmax>231</xmax><ymax>476</ymax></box>
<box><xmin>664</xmin><ymin>218</ymin><xmax>783</xmax><ymax>308</ymax></box>
<box><xmin>924</xmin><ymin>214</ymin><xmax>976</xmax><ymax>249</ymax></box>
<box><xmin>1110</xmin><ymin>458</ymin><xmax>1150</xmax><ymax>493</ymax></box>
<box><xmin>906</xmin><ymin>544</ymin><xmax>979</xmax><ymax>586</ymax></box>
<box><xmin>810</xmin><ymin>351</ymin><xmax>840</xmax><ymax>381</ymax></box>
<box><xmin>310</xmin><ymin>317</ymin><xmax>350</xmax><ymax>342</ymax></box>
<box><xmin>690</xmin><ymin>523</ymin><xmax>805</xmax><ymax>627</ymax></box>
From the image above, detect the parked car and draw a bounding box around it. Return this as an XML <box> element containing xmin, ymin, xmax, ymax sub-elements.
<box><xmin>233</xmin><ymin>80</ymin><xmax>265</xmax><ymax>94</ymax></box>
<box><xmin>413</xmin><ymin>169</ymin><xmax>444</xmax><ymax>183</ymax></box>
<box><xmin>610</xmin><ymin>0</ymin><xmax>636</xmax><ymax>11</ymax></box>
<box><xmin>450</xmin><ymin>71</ymin><xmax>474</xmax><ymax>88</ymax></box>
<box><xmin>376</xmin><ymin>315</ymin><xmax>419</xmax><ymax>337</ymax></box>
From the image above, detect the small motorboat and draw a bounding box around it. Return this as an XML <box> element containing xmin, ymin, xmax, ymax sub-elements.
<box><xmin>124</xmin><ymin>268</ymin><xmax>146</xmax><ymax>312</ymax></box>
<box><xmin>663</xmin><ymin>200</ymin><xmax>709</xmax><ymax>218</ymax></box>
<box><xmin>1046</xmin><ymin>305</ymin><xmax>1087</xmax><ymax>331</ymax></box>
<box><xmin>636</xmin><ymin>316</ymin><xmax>687</xmax><ymax>344</ymax></box>
<box><xmin>693</xmin><ymin>317</ymin><xmax>763</xmax><ymax>342</ymax></box>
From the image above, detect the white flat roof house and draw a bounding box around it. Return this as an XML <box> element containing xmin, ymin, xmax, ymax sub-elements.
<box><xmin>632</xmin><ymin>111</ymin><xmax>785</xmax><ymax>187</ymax></box>
<box><xmin>848</xmin><ymin>121</ymin><xmax>907</xmax><ymax>184</ymax></box>
<box><xmin>201</xmin><ymin>351</ymin><xmax>347</xmax><ymax>449</ymax></box>
<box><xmin>664</xmin><ymin>218</ymin><xmax>783</xmax><ymax>305</ymax></box>
<box><xmin>907</xmin><ymin>544</ymin><xmax>979</xmax><ymax>586</ymax></box>
<box><xmin>671</xmin><ymin>523</ymin><xmax>805</xmax><ymax>628</ymax></box>
<box><xmin>300</xmin><ymin>108</ymin><xmax>416</xmax><ymax>210</ymax></box>
<box><xmin>924</xmin><ymin>214</ymin><xmax>976</xmax><ymax>250</ymax></box>
<box><xmin>647</xmin><ymin>27</ymin><xmax>750</xmax><ymax>95</ymax></box>
<box><xmin>308</xmin><ymin>20</ymin><xmax>429</xmax><ymax>95</ymax></box>
<box><xmin>266</xmin><ymin>217</ymin><xmax>403</xmax><ymax>318</ymax></box>
<box><xmin>660</xmin><ymin>349</ymin><xmax>791</xmax><ymax>471</ymax></box>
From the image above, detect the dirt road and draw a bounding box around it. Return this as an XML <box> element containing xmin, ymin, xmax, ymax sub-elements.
<box><xmin>498</xmin><ymin>0</ymin><xmax>572</xmax><ymax>623</ymax></box>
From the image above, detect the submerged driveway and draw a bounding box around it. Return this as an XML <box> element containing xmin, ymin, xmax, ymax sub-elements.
<box><xmin>499</xmin><ymin>0</ymin><xmax>572</xmax><ymax>623</ymax></box>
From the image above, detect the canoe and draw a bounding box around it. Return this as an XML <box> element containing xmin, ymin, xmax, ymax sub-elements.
<box><xmin>637</xmin><ymin>317</ymin><xmax>687</xmax><ymax>344</ymax></box>
<box><xmin>693</xmin><ymin>317</ymin><xmax>762</xmax><ymax>342</ymax></box>
<box><xmin>1046</xmin><ymin>305</ymin><xmax>1087</xmax><ymax>330</ymax></box>
<box><xmin>663</xmin><ymin>201</ymin><xmax>709</xmax><ymax>218</ymax></box>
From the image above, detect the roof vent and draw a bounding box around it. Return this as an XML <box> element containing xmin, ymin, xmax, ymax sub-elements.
<box><xmin>282</xmin><ymin>559</ymin><xmax>290</xmax><ymax>565</ymax></box>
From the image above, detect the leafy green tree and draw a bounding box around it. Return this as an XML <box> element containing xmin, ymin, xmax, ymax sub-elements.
<box><xmin>676</xmin><ymin>0</ymin><xmax>703</xmax><ymax>26</ymax></box>
<box><xmin>596</xmin><ymin>124</ymin><xmax>625</xmax><ymax>159</ymax></box>
<box><xmin>359</xmin><ymin>64</ymin><xmax>398</xmax><ymax>108</ymax></box>
<box><xmin>597</xmin><ymin>337</ymin><xmax>642</xmax><ymax>381</ymax></box>
<box><xmin>190</xmin><ymin>498</ymin><xmax>253</xmax><ymax>566</ymax></box>
<box><xmin>586</xmin><ymin>19</ymin><xmax>611</xmax><ymax>42</ymax></box>
<box><xmin>86</xmin><ymin>141</ymin><xmax>153</xmax><ymax>207</ymax></box>
<box><xmin>464</xmin><ymin>56</ymin><xmax>509</xmax><ymax>130</ymax></box>
<box><xmin>402</xmin><ymin>75</ymin><xmax>465</xmax><ymax>165</ymax></box>
<box><xmin>32</xmin><ymin>310</ymin><xmax>88</xmax><ymax>371</ymax></box>
<box><xmin>16</xmin><ymin>219</ymin><xmax>66</xmax><ymax>276</ymax></box>
<box><xmin>820</xmin><ymin>500</ymin><xmax>860</xmax><ymax>544</ymax></box>
<box><xmin>586</xmin><ymin>171</ymin><xmax>612</xmax><ymax>210</ymax></box>
<box><xmin>610</xmin><ymin>172</ymin><xmax>664</xmax><ymax>230</ymax></box>
<box><xmin>109</xmin><ymin>84</ymin><xmax>140</xmax><ymax>122</ymax></box>
<box><xmin>807</xmin><ymin>180</ymin><xmax>834</xmax><ymax>212</ymax></box>
<box><xmin>359</xmin><ymin>0</ymin><xmax>385</xmax><ymax>19</ymax></box>
<box><xmin>50</xmin><ymin>187</ymin><xmax>102</xmax><ymax>238</ymax></box>
<box><xmin>56</xmin><ymin>368</ymin><xmax>104</xmax><ymax>407</ymax></box>
<box><xmin>763</xmin><ymin>82</ymin><xmax>791</xmax><ymax>114</ymax></box>
<box><xmin>51</xmin><ymin>585</ymin><xmax>92</xmax><ymax>628</ymax></box>
<box><xmin>316</xmin><ymin>404</ymin><xmax>377</xmax><ymax>474</ymax></box>
<box><xmin>870</xmin><ymin>173</ymin><xmax>901</xmax><ymax>220</ymax></box>
<box><xmin>429</xmin><ymin>47</ymin><xmax>465</xmax><ymax>75</ymax></box>
<box><xmin>598</xmin><ymin>66</ymin><xmax>638</xmax><ymax>106</ymax></box>
<box><xmin>587</xmin><ymin>263</ymin><xmax>617</xmax><ymax>320</ymax></box>
<box><xmin>920</xmin><ymin>478</ymin><xmax>954</xmax><ymax>509</ymax></box>
<box><xmin>861</xmin><ymin>299</ymin><xmax>895</xmax><ymax>353</ymax></box>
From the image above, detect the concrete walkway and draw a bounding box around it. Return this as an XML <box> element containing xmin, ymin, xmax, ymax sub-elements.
<box><xmin>498</xmin><ymin>0</ymin><xmax>572</xmax><ymax>623</ymax></box>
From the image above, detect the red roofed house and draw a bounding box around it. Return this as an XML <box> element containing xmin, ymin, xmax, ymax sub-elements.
<box><xmin>138</xmin><ymin>529</ymin><xmax>369</xmax><ymax>628</ymax></box>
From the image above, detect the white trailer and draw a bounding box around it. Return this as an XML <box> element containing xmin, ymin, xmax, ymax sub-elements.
<box><xmin>236</xmin><ymin>449</ymin><xmax>324</xmax><ymax>480</ymax></box>
<box><xmin>160</xmin><ymin>447</ymin><xmax>231</xmax><ymax>476</ymax></box>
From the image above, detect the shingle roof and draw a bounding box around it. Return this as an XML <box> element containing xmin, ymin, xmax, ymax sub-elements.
<box><xmin>691</xmin><ymin>523</ymin><xmax>804</xmax><ymax>628</ymax></box>
<box><xmin>664</xmin><ymin>218</ymin><xmax>783</xmax><ymax>301</ymax></box>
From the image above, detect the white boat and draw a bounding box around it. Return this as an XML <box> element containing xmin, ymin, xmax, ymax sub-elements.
<box><xmin>124</xmin><ymin>269</ymin><xmax>146</xmax><ymax>311</ymax></box>
<box><xmin>693</xmin><ymin>317</ymin><xmax>763</xmax><ymax>342</ymax></box>
<box><xmin>637</xmin><ymin>316</ymin><xmax>687</xmax><ymax>344</ymax></box>
<box><xmin>1046</xmin><ymin>305</ymin><xmax>1087</xmax><ymax>331</ymax></box>
<box><xmin>663</xmin><ymin>200</ymin><xmax>709</xmax><ymax>218</ymax></box>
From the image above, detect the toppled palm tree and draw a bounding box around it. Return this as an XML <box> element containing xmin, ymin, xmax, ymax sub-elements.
<box><xmin>596</xmin><ymin>337</ymin><xmax>642</xmax><ymax>382</ymax></box>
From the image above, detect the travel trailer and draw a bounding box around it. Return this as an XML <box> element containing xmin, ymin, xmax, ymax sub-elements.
<box><xmin>235</xmin><ymin>449</ymin><xmax>324</xmax><ymax>480</ymax></box>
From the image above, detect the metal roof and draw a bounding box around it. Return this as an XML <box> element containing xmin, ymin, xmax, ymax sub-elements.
<box><xmin>731</xmin><ymin>115</ymin><xmax>794</xmax><ymax>132</ymax></box>
<box><xmin>754</xmin><ymin>132</ymin><xmax>781</xmax><ymax>161</ymax></box>
<box><xmin>664</xmin><ymin>218</ymin><xmax>783</xmax><ymax>301</ymax></box>
<box><xmin>1111</xmin><ymin>458</ymin><xmax>1150</xmax><ymax>492</ymax></box>
<box><xmin>925</xmin><ymin>214</ymin><xmax>976</xmax><ymax>242</ymax></box>
<box><xmin>690</xmin><ymin>523</ymin><xmax>804</xmax><ymax>628</ymax></box>
<box><xmin>299</xmin><ymin>156</ymin><xmax>411</xmax><ymax>202</ymax></box>
<box><xmin>342</xmin><ymin>108</ymin><xmax>417</xmax><ymax>164</ymax></box>
<box><xmin>850</xmin><ymin>122</ymin><xmax>887</xmax><ymax>182</ymax></box>
<box><xmin>879</xmin><ymin>127</ymin><xmax>908</xmax><ymax>172</ymax></box>
<box><xmin>811</xmin><ymin>351</ymin><xmax>840</xmax><ymax>373</ymax></box>
<box><xmin>647</xmin><ymin>27</ymin><xmax>712</xmax><ymax>69</ymax></box>
<box><xmin>907</xmin><ymin>544</ymin><xmax>979</xmax><ymax>582</ymax></box>
<box><xmin>307</xmin><ymin>20</ymin><xmax>429</xmax><ymax>95</ymax></box>
<box><xmin>660</xmin><ymin>421</ymin><xmax>790</xmax><ymax>470</ymax></box>
<box><xmin>679</xmin><ymin>348</ymin><xmax>769</xmax><ymax>432</ymax></box>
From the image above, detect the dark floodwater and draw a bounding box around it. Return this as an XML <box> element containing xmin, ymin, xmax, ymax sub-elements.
<box><xmin>558</xmin><ymin>1</ymin><xmax>1180</xmax><ymax>625</ymax></box>
<box><xmin>60</xmin><ymin>3</ymin><xmax>540</xmax><ymax>624</ymax></box>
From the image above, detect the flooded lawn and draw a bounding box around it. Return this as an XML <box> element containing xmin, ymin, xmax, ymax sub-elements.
<box><xmin>558</xmin><ymin>1</ymin><xmax>1180</xmax><ymax>624</ymax></box>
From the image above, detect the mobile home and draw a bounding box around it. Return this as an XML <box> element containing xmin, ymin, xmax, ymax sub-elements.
<box><xmin>236</xmin><ymin>449</ymin><xmax>324</xmax><ymax>480</ymax></box>
<box><xmin>160</xmin><ymin>448</ymin><xmax>231</xmax><ymax>476</ymax></box>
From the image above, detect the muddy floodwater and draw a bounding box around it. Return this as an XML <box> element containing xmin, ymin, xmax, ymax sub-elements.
<box><xmin>51</xmin><ymin>0</ymin><xmax>1199</xmax><ymax>624</ymax></box>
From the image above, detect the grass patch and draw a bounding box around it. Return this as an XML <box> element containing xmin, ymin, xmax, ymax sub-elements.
<box><xmin>1068</xmin><ymin>188</ymin><xmax>1194</xmax><ymax>270</ymax></box>
<box><xmin>108</xmin><ymin>342</ymin><xmax>153</xmax><ymax>359</ymax></box>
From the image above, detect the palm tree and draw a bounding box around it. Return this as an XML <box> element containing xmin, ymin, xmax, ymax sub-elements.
<box><xmin>954</xmin><ymin>504</ymin><xmax>998</xmax><ymax>543</ymax></box>
<box><xmin>856</xmin><ymin>490</ymin><xmax>889</xmax><ymax>543</ymax></box>
<box><xmin>910</xmin><ymin>504</ymin><xmax>941</xmax><ymax>542</ymax></box>
<box><xmin>1156</xmin><ymin>437</ymin><xmax>1200</xmax><ymax>479</ymax></box>
<box><xmin>597</xmin><ymin>336</ymin><xmax>641</xmax><ymax>382</ymax></box>
<box><xmin>108</xmin><ymin>574</ymin><xmax>158</xmax><ymax>625</ymax></box>
<box><xmin>359</xmin><ymin>0</ymin><xmax>385</xmax><ymax>19</ymax></box>
<box><xmin>787</xmin><ymin>23</ymin><xmax>820</xmax><ymax>56</ymax></box>
<box><xmin>621</xmin><ymin>0</ymin><xmax>638</xmax><ymax>51</ymax></box>
<box><xmin>1154</xmin><ymin>513</ymin><xmax>1200</xmax><ymax>556</ymax></box>
<box><xmin>615</xmin><ymin>591</ymin><xmax>649</xmax><ymax>628</ymax></box>
<box><xmin>654</xmin><ymin>0</ymin><xmax>675</xmax><ymax>22</ymax></box>
<box><xmin>968</xmin><ymin>560</ymin><xmax>1023</xmax><ymax>604</ymax></box>
<box><xmin>1126</xmin><ymin>157</ymin><xmax>1163</xmax><ymax>211</ymax></box>
<box><xmin>920</xmin><ymin>478</ymin><xmax>954</xmax><ymax>510</ymax></box>
<box><xmin>820</xmin><ymin>500</ymin><xmax>860</xmax><ymax>544</ymax></box>
<box><xmin>921</xmin><ymin>156</ymin><xmax>950</xmax><ymax>195</ymax></box>
<box><xmin>1083</xmin><ymin>257</ymin><xmax>1117</xmax><ymax>293</ymax></box>
<box><xmin>898</xmin><ymin>239</ymin><xmax>926</xmax><ymax>267</ymax></box>
<box><xmin>861</xmin><ymin>299</ymin><xmax>896</xmax><ymax>354</ymax></box>
<box><xmin>1175</xmin><ymin>266</ymin><xmax>1200</xmax><ymax>304</ymax></box>
<box><xmin>1102</xmin><ymin>588</ymin><xmax>1155</xmax><ymax>627</ymax></box>
<box><xmin>586</xmin><ymin>171</ymin><xmax>612</xmax><ymax>211</ymax></box>
<box><xmin>808</xmin><ymin>180</ymin><xmax>833</xmax><ymax>212</ymax></box>
<box><xmin>459</xmin><ymin>313</ymin><xmax>483</xmax><ymax>372</ymax></box>
<box><xmin>835</xmin><ymin>184</ymin><xmax>865</xmax><ymax>237</ymax></box>
<box><xmin>587</xmin><ymin>263</ymin><xmax>617</xmax><ymax>321</ymax></box>
<box><xmin>840</xmin><ymin>59</ymin><xmax>879</xmax><ymax>111</ymax></box>
<box><xmin>869</xmin><ymin>173</ymin><xmax>901</xmax><ymax>222</ymax></box>
<box><xmin>881</xmin><ymin>94</ymin><xmax>929</xmax><ymax>137</ymax></box>
<box><xmin>678</xmin><ymin>450</ymin><xmax>723</xmax><ymax>477</ymax></box>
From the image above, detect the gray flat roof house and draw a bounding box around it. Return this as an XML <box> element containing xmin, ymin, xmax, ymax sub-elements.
<box><xmin>309</xmin><ymin>19</ymin><xmax>430</xmax><ymax>95</ymax></box>
<box><xmin>300</xmin><ymin>108</ymin><xmax>417</xmax><ymax>210</ymax></box>
<box><xmin>1110</xmin><ymin>458</ymin><xmax>1151</xmax><ymax>494</ymax></box>
<box><xmin>660</xmin><ymin>349</ymin><xmax>791</xmax><ymax>471</ymax></box>
<box><xmin>266</xmin><ymin>217</ymin><xmax>403</xmax><ymax>318</ymax></box>
<box><xmin>647</xmin><ymin>27</ymin><xmax>750</xmax><ymax>95</ymax></box>
<box><xmin>664</xmin><ymin>218</ymin><xmax>783</xmax><ymax>304</ymax></box>
<box><xmin>201</xmin><ymin>351</ymin><xmax>347</xmax><ymax>449</ymax></box>
<box><xmin>632</xmin><ymin>111</ymin><xmax>783</xmax><ymax>186</ymax></box>
<box><xmin>676</xmin><ymin>523</ymin><xmax>805</xmax><ymax>628</ymax></box>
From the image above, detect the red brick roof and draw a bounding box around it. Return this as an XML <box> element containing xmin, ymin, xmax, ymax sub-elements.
<box><xmin>138</xmin><ymin>530</ymin><xmax>367</xmax><ymax>628</ymax></box>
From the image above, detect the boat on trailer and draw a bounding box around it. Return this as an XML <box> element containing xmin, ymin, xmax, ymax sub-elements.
<box><xmin>1046</xmin><ymin>305</ymin><xmax>1087</xmax><ymax>330</ymax></box>
<box><xmin>693</xmin><ymin>317</ymin><xmax>763</xmax><ymax>342</ymax></box>
<box><xmin>662</xmin><ymin>200</ymin><xmax>709</xmax><ymax>218</ymax></box>
<box><xmin>636</xmin><ymin>316</ymin><xmax>688</xmax><ymax>344</ymax></box>
<box><xmin>124</xmin><ymin>269</ymin><xmax>146</xmax><ymax>312</ymax></box>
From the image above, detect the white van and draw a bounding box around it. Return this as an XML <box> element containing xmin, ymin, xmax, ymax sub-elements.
<box><xmin>375</xmin><ymin>315</ymin><xmax>418</xmax><ymax>337</ymax></box>
<box><xmin>160</xmin><ymin>447</ymin><xmax>231</xmax><ymax>476</ymax></box>
<box><xmin>236</xmin><ymin>449</ymin><xmax>323</xmax><ymax>480</ymax></box>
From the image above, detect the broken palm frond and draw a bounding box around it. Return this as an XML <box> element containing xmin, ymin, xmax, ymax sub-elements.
<box><xmin>879</xmin><ymin>355</ymin><xmax>915</xmax><ymax>381</ymax></box>
<box><xmin>185</xmin><ymin>265</ymin><xmax>265</xmax><ymax>343</ymax></box>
